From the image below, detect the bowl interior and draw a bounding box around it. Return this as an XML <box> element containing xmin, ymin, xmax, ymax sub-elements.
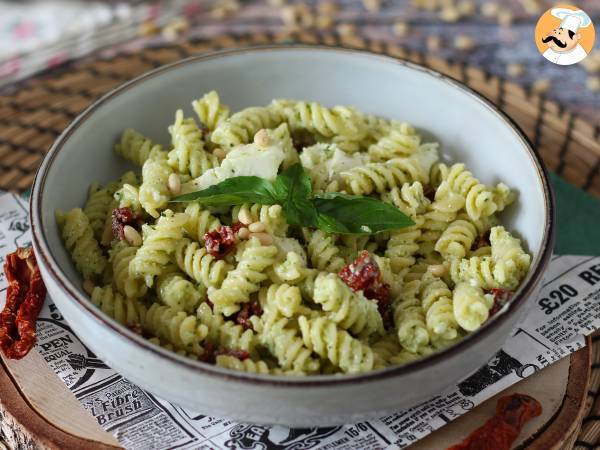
<box><xmin>36</xmin><ymin>46</ymin><xmax>550</xmax><ymax>351</ymax></box>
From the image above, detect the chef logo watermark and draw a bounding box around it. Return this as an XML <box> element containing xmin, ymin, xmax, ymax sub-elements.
<box><xmin>535</xmin><ymin>5</ymin><xmax>595</xmax><ymax>66</ymax></box>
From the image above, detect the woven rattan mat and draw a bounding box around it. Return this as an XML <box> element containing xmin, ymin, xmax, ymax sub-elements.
<box><xmin>0</xmin><ymin>31</ymin><xmax>599</xmax><ymax>448</ymax></box>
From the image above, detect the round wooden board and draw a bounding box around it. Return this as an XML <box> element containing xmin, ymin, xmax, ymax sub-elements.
<box><xmin>0</xmin><ymin>32</ymin><xmax>599</xmax><ymax>449</ymax></box>
<box><xmin>0</xmin><ymin>337</ymin><xmax>593</xmax><ymax>450</ymax></box>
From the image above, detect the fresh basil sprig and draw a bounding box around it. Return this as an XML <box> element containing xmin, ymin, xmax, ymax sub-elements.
<box><xmin>172</xmin><ymin>164</ymin><xmax>414</xmax><ymax>234</ymax></box>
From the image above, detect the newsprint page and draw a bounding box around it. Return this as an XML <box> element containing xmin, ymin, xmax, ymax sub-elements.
<box><xmin>0</xmin><ymin>193</ymin><xmax>599</xmax><ymax>449</ymax></box>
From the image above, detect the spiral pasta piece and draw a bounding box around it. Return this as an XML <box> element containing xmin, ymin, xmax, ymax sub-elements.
<box><xmin>211</xmin><ymin>106</ymin><xmax>283</xmax><ymax>149</ymax></box>
<box><xmin>259</xmin><ymin>283</ymin><xmax>304</xmax><ymax>319</ymax></box>
<box><xmin>184</xmin><ymin>203</ymin><xmax>221</xmax><ymax>243</ymax></box>
<box><xmin>192</xmin><ymin>90</ymin><xmax>230</xmax><ymax>131</ymax></box>
<box><xmin>156</xmin><ymin>271</ymin><xmax>205</xmax><ymax>313</ymax></box>
<box><xmin>168</xmin><ymin>110</ymin><xmax>219</xmax><ymax>178</ymax></box>
<box><xmin>341</xmin><ymin>158</ymin><xmax>424</xmax><ymax>196</ymax></box>
<box><xmin>259</xmin><ymin>315</ymin><xmax>320</xmax><ymax>373</ymax></box>
<box><xmin>143</xmin><ymin>303</ymin><xmax>208</xmax><ymax>355</ymax></box>
<box><xmin>450</xmin><ymin>226</ymin><xmax>530</xmax><ymax>290</ymax></box>
<box><xmin>419</xmin><ymin>273</ymin><xmax>458</xmax><ymax>340</ymax></box>
<box><xmin>394</xmin><ymin>280</ymin><xmax>430</xmax><ymax>353</ymax></box>
<box><xmin>266</xmin><ymin>122</ymin><xmax>299</xmax><ymax>169</ymax></box>
<box><xmin>449</xmin><ymin>256</ymin><xmax>496</xmax><ymax>289</ymax></box>
<box><xmin>114</xmin><ymin>128</ymin><xmax>162</xmax><ymax>166</ymax></box>
<box><xmin>305</xmin><ymin>229</ymin><xmax>345</xmax><ymax>273</ymax></box>
<box><xmin>139</xmin><ymin>151</ymin><xmax>173</xmax><ymax>218</ymax></box>
<box><xmin>368</xmin><ymin>124</ymin><xmax>420</xmax><ymax>161</ymax></box>
<box><xmin>298</xmin><ymin>316</ymin><xmax>374</xmax><ymax>373</ymax></box>
<box><xmin>489</xmin><ymin>226</ymin><xmax>531</xmax><ymax>289</ymax></box>
<box><xmin>232</xmin><ymin>203</ymin><xmax>287</xmax><ymax>236</ymax></box>
<box><xmin>269</xmin><ymin>251</ymin><xmax>308</xmax><ymax>285</ymax></box>
<box><xmin>210</xmin><ymin>237</ymin><xmax>278</xmax><ymax>316</ymax></box>
<box><xmin>434</xmin><ymin>219</ymin><xmax>478</xmax><ymax>259</ymax></box>
<box><xmin>130</xmin><ymin>211</ymin><xmax>188</xmax><ymax>287</ymax></box>
<box><xmin>385</xmin><ymin>217</ymin><xmax>423</xmax><ymax>272</ymax></box>
<box><xmin>452</xmin><ymin>282</ymin><xmax>493</xmax><ymax>331</ymax></box>
<box><xmin>381</xmin><ymin>181</ymin><xmax>430</xmax><ymax>218</ymax></box>
<box><xmin>175</xmin><ymin>239</ymin><xmax>232</xmax><ymax>289</ymax></box>
<box><xmin>56</xmin><ymin>208</ymin><xmax>107</xmax><ymax>279</ymax></box>
<box><xmin>372</xmin><ymin>334</ymin><xmax>404</xmax><ymax>368</ymax></box>
<box><xmin>109</xmin><ymin>242</ymin><xmax>147</xmax><ymax>298</ymax></box>
<box><xmin>91</xmin><ymin>286</ymin><xmax>146</xmax><ymax>328</ymax></box>
<box><xmin>83</xmin><ymin>185</ymin><xmax>117</xmax><ymax>240</ymax></box>
<box><xmin>312</xmin><ymin>272</ymin><xmax>384</xmax><ymax>338</ymax></box>
<box><xmin>215</xmin><ymin>355</ymin><xmax>271</xmax><ymax>374</ymax></box>
<box><xmin>272</xmin><ymin>99</ymin><xmax>365</xmax><ymax>140</ymax></box>
<box><xmin>444</xmin><ymin>163</ymin><xmax>497</xmax><ymax>221</ymax></box>
<box><xmin>418</xmin><ymin>181</ymin><xmax>465</xmax><ymax>256</ymax></box>
<box><xmin>114</xmin><ymin>183</ymin><xmax>142</xmax><ymax>213</ymax></box>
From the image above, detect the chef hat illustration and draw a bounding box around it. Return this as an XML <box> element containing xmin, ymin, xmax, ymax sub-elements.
<box><xmin>551</xmin><ymin>8</ymin><xmax>592</xmax><ymax>33</ymax></box>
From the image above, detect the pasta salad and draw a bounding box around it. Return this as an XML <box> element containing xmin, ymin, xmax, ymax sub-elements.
<box><xmin>56</xmin><ymin>91</ymin><xmax>531</xmax><ymax>375</ymax></box>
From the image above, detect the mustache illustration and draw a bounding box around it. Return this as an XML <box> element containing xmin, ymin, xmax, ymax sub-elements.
<box><xmin>542</xmin><ymin>35</ymin><xmax>567</xmax><ymax>48</ymax></box>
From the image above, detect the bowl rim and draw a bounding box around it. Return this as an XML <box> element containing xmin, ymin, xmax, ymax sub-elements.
<box><xmin>30</xmin><ymin>44</ymin><xmax>556</xmax><ymax>387</ymax></box>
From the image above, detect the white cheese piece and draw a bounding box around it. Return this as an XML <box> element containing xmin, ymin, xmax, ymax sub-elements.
<box><xmin>326</xmin><ymin>147</ymin><xmax>368</xmax><ymax>178</ymax></box>
<box><xmin>184</xmin><ymin>142</ymin><xmax>285</xmax><ymax>191</ymax></box>
<box><xmin>414</xmin><ymin>142</ymin><xmax>439</xmax><ymax>183</ymax></box>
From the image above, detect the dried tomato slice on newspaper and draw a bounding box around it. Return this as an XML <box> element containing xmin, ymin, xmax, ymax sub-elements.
<box><xmin>446</xmin><ymin>393</ymin><xmax>542</xmax><ymax>450</ymax></box>
<box><xmin>0</xmin><ymin>247</ymin><xmax>47</xmax><ymax>359</ymax></box>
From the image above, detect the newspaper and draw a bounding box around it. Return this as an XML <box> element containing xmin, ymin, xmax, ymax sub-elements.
<box><xmin>0</xmin><ymin>192</ymin><xmax>598</xmax><ymax>449</ymax></box>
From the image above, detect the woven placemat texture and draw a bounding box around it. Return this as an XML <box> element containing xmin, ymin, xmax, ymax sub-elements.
<box><xmin>0</xmin><ymin>32</ymin><xmax>600</xmax><ymax>449</ymax></box>
<box><xmin>0</xmin><ymin>31</ymin><xmax>600</xmax><ymax>195</ymax></box>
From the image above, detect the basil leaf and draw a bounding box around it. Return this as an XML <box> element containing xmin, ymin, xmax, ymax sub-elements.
<box><xmin>273</xmin><ymin>164</ymin><xmax>318</xmax><ymax>227</ymax></box>
<box><xmin>171</xmin><ymin>176</ymin><xmax>279</xmax><ymax>206</ymax></box>
<box><xmin>313</xmin><ymin>192</ymin><xmax>414</xmax><ymax>234</ymax></box>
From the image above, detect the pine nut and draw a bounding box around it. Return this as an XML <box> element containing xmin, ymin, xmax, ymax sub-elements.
<box><xmin>238</xmin><ymin>208</ymin><xmax>254</xmax><ymax>225</ymax></box>
<box><xmin>253</xmin><ymin>129</ymin><xmax>270</xmax><ymax>147</ymax></box>
<box><xmin>124</xmin><ymin>225</ymin><xmax>142</xmax><ymax>247</ymax></box>
<box><xmin>248</xmin><ymin>222</ymin><xmax>266</xmax><ymax>233</ymax></box>
<box><xmin>82</xmin><ymin>279</ymin><xmax>95</xmax><ymax>295</ymax></box>
<box><xmin>428</xmin><ymin>264</ymin><xmax>447</xmax><ymax>277</ymax></box>
<box><xmin>213</xmin><ymin>147</ymin><xmax>226</xmax><ymax>159</ymax></box>
<box><xmin>249</xmin><ymin>232</ymin><xmax>273</xmax><ymax>245</ymax></box>
<box><xmin>168</xmin><ymin>173</ymin><xmax>181</xmax><ymax>195</ymax></box>
<box><xmin>237</xmin><ymin>227</ymin><xmax>250</xmax><ymax>239</ymax></box>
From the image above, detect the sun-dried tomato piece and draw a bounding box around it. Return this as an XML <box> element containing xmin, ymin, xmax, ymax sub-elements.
<box><xmin>472</xmin><ymin>230</ymin><xmax>491</xmax><ymax>250</ymax></box>
<box><xmin>234</xmin><ymin>300</ymin><xmax>262</xmax><ymax>331</ymax></box>
<box><xmin>340</xmin><ymin>251</ymin><xmax>392</xmax><ymax>326</ymax></box>
<box><xmin>231</xmin><ymin>221</ymin><xmax>246</xmax><ymax>234</ymax></box>
<box><xmin>111</xmin><ymin>207</ymin><xmax>142</xmax><ymax>240</ymax></box>
<box><xmin>365</xmin><ymin>282</ymin><xmax>394</xmax><ymax>328</ymax></box>
<box><xmin>0</xmin><ymin>247</ymin><xmax>47</xmax><ymax>359</ymax></box>
<box><xmin>488</xmin><ymin>288</ymin><xmax>513</xmax><ymax>317</ymax></box>
<box><xmin>423</xmin><ymin>185</ymin><xmax>436</xmax><ymax>202</ymax></box>
<box><xmin>339</xmin><ymin>250</ymin><xmax>382</xmax><ymax>292</ymax></box>
<box><xmin>204</xmin><ymin>225</ymin><xmax>237</xmax><ymax>259</ymax></box>
<box><xmin>217</xmin><ymin>349</ymin><xmax>250</xmax><ymax>361</ymax></box>
<box><xmin>199</xmin><ymin>341</ymin><xmax>216</xmax><ymax>364</ymax></box>
<box><xmin>446</xmin><ymin>393</ymin><xmax>542</xmax><ymax>450</ymax></box>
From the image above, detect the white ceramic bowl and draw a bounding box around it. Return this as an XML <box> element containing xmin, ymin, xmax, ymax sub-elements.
<box><xmin>31</xmin><ymin>46</ymin><xmax>555</xmax><ymax>426</ymax></box>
